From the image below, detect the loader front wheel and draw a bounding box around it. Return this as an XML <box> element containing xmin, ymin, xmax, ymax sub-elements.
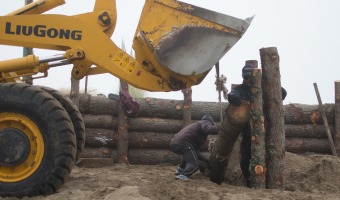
<box><xmin>0</xmin><ymin>83</ymin><xmax>76</xmax><ymax>197</ymax></box>
<box><xmin>37</xmin><ymin>86</ymin><xmax>86</xmax><ymax>163</ymax></box>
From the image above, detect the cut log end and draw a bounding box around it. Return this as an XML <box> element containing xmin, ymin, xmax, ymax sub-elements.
<box><xmin>226</xmin><ymin>102</ymin><xmax>251</xmax><ymax>124</ymax></box>
<box><xmin>254</xmin><ymin>165</ymin><xmax>264</xmax><ymax>175</ymax></box>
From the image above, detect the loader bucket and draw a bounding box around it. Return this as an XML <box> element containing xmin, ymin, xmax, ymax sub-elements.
<box><xmin>133</xmin><ymin>0</ymin><xmax>253</xmax><ymax>76</ymax></box>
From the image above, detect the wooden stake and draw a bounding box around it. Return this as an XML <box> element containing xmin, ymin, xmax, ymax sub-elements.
<box><xmin>117</xmin><ymin>81</ymin><xmax>129</xmax><ymax>164</ymax></box>
<box><xmin>260</xmin><ymin>47</ymin><xmax>285</xmax><ymax>190</ymax></box>
<box><xmin>313</xmin><ymin>83</ymin><xmax>337</xmax><ymax>156</ymax></box>
<box><xmin>182</xmin><ymin>87</ymin><xmax>192</xmax><ymax>127</ymax></box>
<box><xmin>335</xmin><ymin>81</ymin><xmax>340</xmax><ymax>156</ymax></box>
<box><xmin>249</xmin><ymin>68</ymin><xmax>265</xmax><ymax>188</ymax></box>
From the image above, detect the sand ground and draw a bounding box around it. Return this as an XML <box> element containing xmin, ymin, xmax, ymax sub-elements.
<box><xmin>2</xmin><ymin>152</ymin><xmax>340</xmax><ymax>200</ymax></box>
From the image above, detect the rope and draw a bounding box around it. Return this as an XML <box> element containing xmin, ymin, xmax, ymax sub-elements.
<box><xmin>215</xmin><ymin>62</ymin><xmax>228</xmax><ymax>122</ymax></box>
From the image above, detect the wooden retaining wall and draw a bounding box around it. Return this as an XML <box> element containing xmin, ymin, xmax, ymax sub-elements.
<box><xmin>78</xmin><ymin>94</ymin><xmax>336</xmax><ymax>165</ymax></box>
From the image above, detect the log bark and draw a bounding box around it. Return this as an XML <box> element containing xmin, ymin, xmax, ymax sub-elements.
<box><xmin>79</xmin><ymin>94</ymin><xmax>118</xmax><ymax>115</ymax></box>
<box><xmin>284</xmin><ymin>103</ymin><xmax>334</xmax><ymax>125</ymax></box>
<box><xmin>261</xmin><ymin>47</ymin><xmax>285</xmax><ymax>189</ymax></box>
<box><xmin>285</xmin><ymin>138</ymin><xmax>331</xmax><ymax>154</ymax></box>
<box><xmin>79</xmin><ymin>137</ymin><xmax>331</xmax><ymax>164</ymax></box>
<box><xmin>83</xmin><ymin>114</ymin><xmax>333</xmax><ymax>139</ymax></box>
<box><xmin>80</xmin><ymin>94</ymin><xmax>335</xmax><ymax>124</ymax></box>
<box><xmin>84</xmin><ymin>128</ymin><xmax>331</xmax><ymax>154</ymax></box>
<box><xmin>70</xmin><ymin>77</ymin><xmax>80</xmax><ymax>107</ymax></box>
<box><xmin>83</xmin><ymin>115</ymin><xmax>185</xmax><ymax>133</ymax></box>
<box><xmin>334</xmin><ymin>81</ymin><xmax>340</xmax><ymax>156</ymax></box>
<box><xmin>182</xmin><ymin>87</ymin><xmax>192</xmax><ymax>127</ymax></box>
<box><xmin>85</xmin><ymin>128</ymin><xmax>116</xmax><ymax>147</ymax></box>
<box><xmin>285</xmin><ymin>124</ymin><xmax>333</xmax><ymax>138</ymax></box>
<box><xmin>245</xmin><ymin>60</ymin><xmax>258</xmax><ymax>68</ymax></box>
<box><xmin>85</xmin><ymin>128</ymin><xmax>175</xmax><ymax>149</ymax></box>
<box><xmin>80</xmin><ymin>148</ymin><xmax>180</xmax><ymax>165</ymax></box>
<box><xmin>249</xmin><ymin>68</ymin><xmax>265</xmax><ymax>188</ymax></box>
<box><xmin>209</xmin><ymin>102</ymin><xmax>250</xmax><ymax>184</ymax></box>
<box><xmin>117</xmin><ymin>81</ymin><xmax>129</xmax><ymax>164</ymax></box>
<box><xmin>128</xmin><ymin>131</ymin><xmax>174</xmax><ymax>148</ymax></box>
<box><xmin>79</xmin><ymin>94</ymin><xmax>227</xmax><ymax>121</ymax></box>
<box><xmin>128</xmin><ymin>118</ymin><xmax>183</xmax><ymax>133</ymax></box>
<box><xmin>128</xmin><ymin>148</ymin><xmax>180</xmax><ymax>165</ymax></box>
<box><xmin>82</xmin><ymin>114</ymin><xmax>117</xmax><ymax>129</ymax></box>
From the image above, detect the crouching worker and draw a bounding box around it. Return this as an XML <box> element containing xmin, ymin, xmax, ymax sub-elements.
<box><xmin>170</xmin><ymin>115</ymin><xmax>220</xmax><ymax>180</ymax></box>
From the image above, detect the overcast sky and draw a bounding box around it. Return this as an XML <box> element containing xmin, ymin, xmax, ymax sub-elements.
<box><xmin>1</xmin><ymin>0</ymin><xmax>340</xmax><ymax>105</ymax></box>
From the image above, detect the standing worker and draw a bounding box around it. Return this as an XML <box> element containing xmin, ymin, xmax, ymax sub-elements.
<box><xmin>227</xmin><ymin>65</ymin><xmax>287</xmax><ymax>187</ymax></box>
<box><xmin>170</xmin><ymin>115</ymin><xmax>220</xmax><ymax>180</ymax></box>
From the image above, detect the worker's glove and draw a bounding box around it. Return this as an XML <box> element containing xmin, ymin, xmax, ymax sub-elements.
<box><xmin>228</xmin><ymin>91</ymin><xmax>241</xmax><ymax>106</ymax></box>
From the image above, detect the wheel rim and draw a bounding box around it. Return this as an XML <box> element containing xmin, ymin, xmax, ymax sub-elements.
<box><xmin>0</xmin><ymin>112</ymin><xmax>44</xmax><ymax>183</ymax></box>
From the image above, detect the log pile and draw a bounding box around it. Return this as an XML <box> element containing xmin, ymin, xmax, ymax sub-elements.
<box><xmin>78</xmin><ymin>94</ymin><xmax>335</xmax><ymax>164</ymax></box>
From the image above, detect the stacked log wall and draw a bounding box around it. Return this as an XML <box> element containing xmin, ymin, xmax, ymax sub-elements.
<box><xmin>79</xmin><ymin>94</ymin><xmax>334</xmax><ymax>164</ymax></box>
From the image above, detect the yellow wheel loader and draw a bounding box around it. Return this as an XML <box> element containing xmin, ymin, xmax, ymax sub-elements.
<box><xmin>0</xmin><ymin>0</ymin><xmax>252</xmax><ymax>197</ymax></box>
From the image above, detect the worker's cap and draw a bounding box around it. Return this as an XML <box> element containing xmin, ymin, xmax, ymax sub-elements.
<box><xmin>201</xmin><ymin>115</ymin><xmax>214</xmax><ymax>125</ymax></box>
<box><xmin>242</xmin><ymin>65</ymin><xmax>253</xmax><ymax>79</ymax></box>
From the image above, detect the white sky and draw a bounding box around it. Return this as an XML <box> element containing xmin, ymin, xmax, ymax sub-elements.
<box><xmin>1</xmin><ymin>0</ymin><xmax>340</xmax><ymax>105</ymax></box>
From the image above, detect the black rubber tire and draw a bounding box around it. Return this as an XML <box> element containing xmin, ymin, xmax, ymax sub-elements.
<box><xmin>37</xmin><ymin>86</ymin><xmax>86</xmax><ymax>163</ymax></box>
<box><xmin>0</xmin><ymin>83</ymin><xmax>76</xmax><ymax>197</ymax></box>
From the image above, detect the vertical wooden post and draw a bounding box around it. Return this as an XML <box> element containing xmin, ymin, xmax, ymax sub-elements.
<box><xmin>70</xmin><ymin>77</ymin><xmax>80</xmax><ymax>107</ymax></box>
<box><xmin>249</xmin><ymin>68</ymin><xmax>265</xmax><ymax>188</ymax></box>
<box><xmin>260</xmin><ymin>47</ymin><xmax>285</xmax><ymax>189</ymax></box>
<box><xmin>313</xmin><ymin>83</ymin><xmax>337</xmax><ymax>156</ymax></box>
<box><xmin>245</xmin><ymin>60</ymin><xmax>258</xmax><ymax>69</ymax></box>
<box><xmin>117</xmin><ymin>81</ymin><xmax>129</xmax><ymax>164</ymax></box>
<box><xmin>182</xmin><ymin>87</ymin><xmax>192</xmax><ymax>127</ymax></box>
<box><xmin>335</xmin><ymin>81</ymin><xmax>340</xmax><ymax>156</ymax></box>
<box><xmin>22</xmin><ymin>0</ymin><xmax>34</xmax><ymax>85</ymax></box>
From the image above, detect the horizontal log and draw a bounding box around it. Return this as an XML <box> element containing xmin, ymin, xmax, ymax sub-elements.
<box><xmin>83</xmin><ymin>116</ymin><xmax>184</xmax><ymax>133</ymax></box>
<box><xmin>80</xmin><ymin>147</ymin><xmax>181</xmax><ymax>165</ymax></box>
<box><xmin>80</xmin><ymin>138</ymin><xmax>331</xmax><ymax>165</ymax></box>
<box><xmin>285</xmin><ymin>124</ymin><xmax>334</xmax><ymax>138</ymax></box>
<box><xmin>79</xmin><ymin>94</ymin><xmax>118</xmax><ymax>115</ymax></box>
<box><xmin>128</xmin><ymin>148</ymin><xmax>180</xmax><ymax>165</ymax></box>
<box><xmin>79</xmin><ymin>94</ymin><xmax>226</xmax><ymax>121</ymax></box>
<box><xmin>284</xmin><ymin>103</ymin><xmax>334</xmax><ymax>125</ymax></box>
<box><xmin>285</xmin><ymin>138</ymin><xmax>331</xmax><ymax>154</ymax></box>
<box><xmin>85</xmin><ymin>128</ymin><xmax>175</xmax><ymax>148</ymax></box>
<box><xmin>79</xmin><ymin>95</ymin><xmax>335</xmax><ymax>125</ymax></box>
<box><xmin>85</xmin><ymin>127</ymin><xmax>333</xmax><ymax>155</ymax></box>
<box><xmin>84</xmin><ymin>116</ymin><xmax>333</xmax><ymax>139</ymax></box>
<box><xmin>85</xmin><ymin>128</ymin><xmax>116</xmax><ymax>147</ymax></box>
<box><xmin>83</xmin><ymin>114</ymin><xmax>117</xmax><ymax>129</ymax></box>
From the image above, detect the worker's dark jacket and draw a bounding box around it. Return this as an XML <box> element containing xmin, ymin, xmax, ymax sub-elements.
<box><xmin>170</xmin><ymin>120</ymin><xmax>219</xmax><ymax>150</ymax></box>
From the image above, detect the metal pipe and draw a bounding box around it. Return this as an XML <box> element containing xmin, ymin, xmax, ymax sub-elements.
<box><xmin>39</xmin><ymin>54</ymin><xmax>66</xmax><ymax>63</ymax></box>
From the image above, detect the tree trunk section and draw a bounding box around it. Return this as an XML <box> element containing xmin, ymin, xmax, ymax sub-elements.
<box><xmin>79</xmin><ymin>94</ymin><xmax>227</xmax><ymax>120</ymax></box>
<box><xmin>117</xmin><ymin>81</ymin><xmax>129</xmax><ymax>164</ymax></box>
<box><xmin>245</xmin><ymin>60</ymin><xmax>258</xmax><ymax>68</ymax></box>
<box><xmin>182</xmin><ymin>87</ymin><xmax>192</xmax><ymax>127</ymax></box>
<box><xmin>79</xmin><ymin>94</ymin><xmax>334</xmax><ymax>124</ymax></box>
<box><xmin>334</xmin><ymin>81</ymin><xmax>340</xmax><ymax>156</ymax></box>
<box><xmin>285</xmin><ymin>138</ymin><xmax>331</xmax><ymax>154</ymax></box>
<box><xmin>209</xmin><ymin>102</ymin><xmax>250</xmax><ymax>184</ymax></box>
<box><xmin>285</xmin><ymin>124</ymin><xmax>333</xmax><ymax>138</ymax></box>
<box><xmin>249</xmin><ymin>68</ymin><xmax>265</xmax><ymax>188</ymax></box>
<box><xmin>79</xmin><ymin>94</ymin><xmax>118</xmax><ymax>115</ymax></box>
<box><xmin>81</xmin><ymin>148</ymin><xmax>180</xmax><ymax>165</ymax></box>
<box><xmin>261</xmin><ymin>47</ymin><xmax>285</xmax><ymax>189</ymax></box>
<box><xmin>70</xmin><ymin>77</ymin><xmax>80</xmax><ymax>107</ymax></box>
<box><xmin>284</xmin><ymin>103</ymin><xmax>334</xmax><ymax>125</ymax></box>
